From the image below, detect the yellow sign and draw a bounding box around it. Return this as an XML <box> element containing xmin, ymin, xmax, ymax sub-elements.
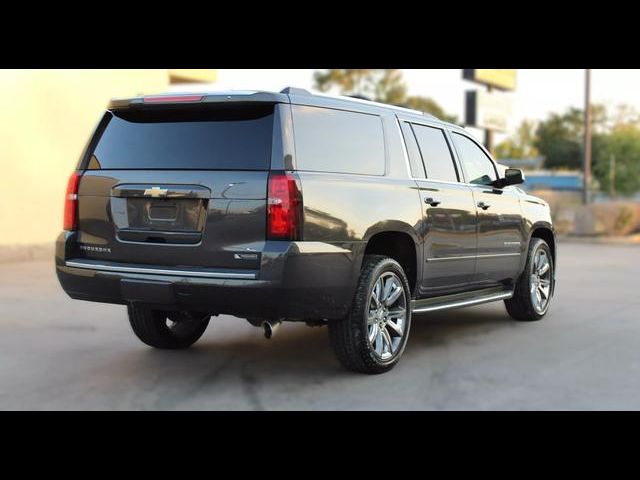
<box><xmin>463</xmin><ymin>69</ymin><xmax>517</xmax><ymax>91</ymax></box>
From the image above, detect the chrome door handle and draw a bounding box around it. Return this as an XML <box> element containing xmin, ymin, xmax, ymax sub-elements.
<box><xmin>478</xmin><ymin>201</ymin><xmax>491</xmax><ymax>210</ymax></box>
<box><xmin>425</xmin><ymin>197</ymin><xmax>441</xmax><ymax>207</ymax></box>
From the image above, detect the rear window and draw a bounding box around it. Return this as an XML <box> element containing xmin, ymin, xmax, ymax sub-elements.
<box><xmin>87</xmin><ymin>105</ymin><xmax>274</xmax><ymax>170</ymax></box>
<box><xmin>291</xmin><ymin>105</ymin><xmax>385</xmax><ymax>175</ymax></box>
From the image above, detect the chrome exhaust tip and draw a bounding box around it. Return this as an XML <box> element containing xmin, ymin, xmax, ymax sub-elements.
<box><xmin>262</xmin><ymin>320</ymin><xmax>281</xmax><ymax>339</ymax></box>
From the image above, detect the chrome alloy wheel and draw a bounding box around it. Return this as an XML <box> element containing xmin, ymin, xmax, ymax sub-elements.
<box><xmin>367</xmin><ymin>272</ymin><xmax>408</xmax><ymax>360</ymax></box>
<box><xmin>530</xmin><ymin>248</ymin><xmax>552</xmax><ymax>314</ymax></box>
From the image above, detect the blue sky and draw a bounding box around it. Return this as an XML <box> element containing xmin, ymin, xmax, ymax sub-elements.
<box><xmin>176</xmin><ymin>69</ymin><xmax>640</xmax><ymax>142</ymax></box>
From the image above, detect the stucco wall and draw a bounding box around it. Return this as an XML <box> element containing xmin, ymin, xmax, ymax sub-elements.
<box><xmin>0</xmin><ymin>70</ymin><xmax>172</xmax><ymax>245</ymax></box>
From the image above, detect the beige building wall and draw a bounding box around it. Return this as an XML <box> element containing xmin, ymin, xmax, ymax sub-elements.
<box><xmin>0</xmin><ymin>69</ymin><xmax>215</xmax><ymax>246</ymax></box>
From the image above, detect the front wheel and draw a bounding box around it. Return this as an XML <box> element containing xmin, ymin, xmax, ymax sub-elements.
<box><xmin>128</xmin><ymin>305</ymin><xmax>210</xmax><ymax>349</ymax></box>
<box><xmin>505</xmin><ymin>238</ymin><xmax>554</xmax><ymax>321</ymax></box>
<box><xmin>329</xmin><ymin>255</ymin><xmax>412</xmax><ymax>374</ymax></box>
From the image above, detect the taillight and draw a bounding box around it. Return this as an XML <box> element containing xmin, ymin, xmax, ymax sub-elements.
<box><xmin>63</xmin><ymin>171</ymin><xmax>82</xmax><ymax>231</ymax></box>
<box><xmin>267</xmin><ymin>172</ymin><xmax>303</xmax><ymax>240</ymax></box>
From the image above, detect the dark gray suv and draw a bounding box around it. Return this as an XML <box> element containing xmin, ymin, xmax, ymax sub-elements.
<box><xmin>56</xmin><ymin>87</ymin><xmax>556</xmax><ymax>374</ymax></box>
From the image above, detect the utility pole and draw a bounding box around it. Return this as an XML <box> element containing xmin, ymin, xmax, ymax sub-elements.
<box><xmin>610</xmin><ymin>153</ymin><xmax>616</xmax><ymax>199</ymax></box>
<box><xmin>583</xmin><ymin>69</ymin><xmax>592</xmax><ymax>204</ymax></box>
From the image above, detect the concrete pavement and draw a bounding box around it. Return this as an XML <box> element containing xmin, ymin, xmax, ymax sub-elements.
<box><xmin>1</xmin><ymin>241</ymin><xmax>639</xmax><ymax>410</ymax></box>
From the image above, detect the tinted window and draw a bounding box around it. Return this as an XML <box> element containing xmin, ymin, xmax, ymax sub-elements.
<box><xmin>400</xmin><ymin>122</ymin><xmax>426</xmax><ymax>178</ymax></box>
<box><xmin>89</xmin><ymin>106</ymin><xmax>274</xmax><ymax>170</ymax></box>
<box><xmin>411</xmin><ymin>124</ymin><xmax>458</xmax><ymax>182</ymax></box>
<box><xmin>292</xmin><ymin>105</ymin><xmax>385</xmax><ymax>175</ymax></box>
<box><xmin>451</xmin><ymin>133</ymin><xmax>497</xmax><ymax>185</ymax></box>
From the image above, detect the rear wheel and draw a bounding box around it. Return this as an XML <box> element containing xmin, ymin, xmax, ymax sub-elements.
<box><xmin>329</xmin><ymin>255</ymin><xmax>412</xmax><ymax>374</ymax></box>
<box><xmin>127</xmin><ymin>305</ymin><xmax>210</xmax><ymax>349</ymax></box>
<box><xmin>505</xmin><ymin>238</ymin><xmax>554</xmax><ymax>321</ymax></box>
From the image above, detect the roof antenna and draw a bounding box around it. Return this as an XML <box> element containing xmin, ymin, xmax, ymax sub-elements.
<box><xmin>280</xmin><ymin>87</ymin><xmax>311</xmax><ymax>95</ymax></box>
<box><xmin>347</xmin><ymin>94</ymin><xmax>372</xmax><ymax>101</ymax></box>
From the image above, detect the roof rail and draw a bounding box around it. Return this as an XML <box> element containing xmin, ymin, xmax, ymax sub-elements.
<box><xmin>280</xmin><ymin>87</ymin><xmax>312</xmax><ymax>95</ymax></box>
<box><xmin>280</xmin><ymin>88</ymin><xmax>442</xmax><ymax>121</ymax></box>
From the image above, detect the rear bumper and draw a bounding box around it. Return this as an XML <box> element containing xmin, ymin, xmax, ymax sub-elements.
<box><xmin>55</xmin><ymin>232</ymin><xmax>363</xmax><ymax>320</ymax></box>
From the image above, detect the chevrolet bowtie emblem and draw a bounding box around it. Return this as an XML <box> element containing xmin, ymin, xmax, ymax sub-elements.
<box><xmin>143</xmin><ymin>187</ymin><xmax>168</xmax><ymax>198</ymax></box>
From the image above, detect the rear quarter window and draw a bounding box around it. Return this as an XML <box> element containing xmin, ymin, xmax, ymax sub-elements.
<box><xmin>291</xmin><ymin>105</ymin><xmax>385</xmax><ymax>175</ymax></box>
<box><xmin>87</xmin><ymin>105</ymin><xmax>274</xmax><ymax>170</ymax></box>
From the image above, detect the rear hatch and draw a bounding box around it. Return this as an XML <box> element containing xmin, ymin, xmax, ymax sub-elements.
<box><xmin>74</xmin><ymin>102</ymin><xmax>276</xmax><ymax>271</ymax></box>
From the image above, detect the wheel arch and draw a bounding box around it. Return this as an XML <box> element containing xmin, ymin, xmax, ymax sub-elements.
<box><xmin>529</xmin><ymin>223</ymin><xmax>556</xmax><ymax>265</ymax></box>
<box><xmin>527</xmin><ymin>223</ymin><xmax>557</xmax><ymax>295</ymax></box>
<box><xmin>361</xmin><ymin>227</ymin><xmax>420</xmax><ymax>296</ymax></box>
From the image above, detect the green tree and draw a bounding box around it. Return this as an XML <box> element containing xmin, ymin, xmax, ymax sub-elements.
<box><xmin>404</xmin><ymin>96</ymin><xmax>457</xmax><ymax>123</ymax></box>
<box><xmin>313</xmin><ymin>69</ymin><xmax>457</xmax><ymax>122</ymax></box>
<box><xmin>534</xmin><ymin>110</ymin><xmax>583</xmax><ymax>169</ymax></box>
<box><xmin>533</xmin><ymin>105</ymin><xmax>608</xmax><ymax>169</ymax></box>
<box><xmin>314</xmin><ymin>69</ymin><xmax>391</xmax><ymax>101</ymax></box>
<box><xmin>610</xmin><ymin>104</ymin><xmax>640</xmax><ymax>127</ymax></box>
<box><xmin>495</xmin><ymin>120</ymin><xmax>540</xmax><ymax>159</ymax></box>
<box><xmin>593</xmin><ymin>125</ymin><xmax>640</xmax><ymax>195</ymax></box>
<box><xmin>528</xmin><ymin>103</ymin><xmax>640</xmax><ymax>194</ymax></box>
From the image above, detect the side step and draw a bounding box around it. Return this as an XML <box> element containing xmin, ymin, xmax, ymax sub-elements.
<box><xmin>411</xmin><ymin>287</ymin><xmax>514</xmax><ymax>314</ymax></box>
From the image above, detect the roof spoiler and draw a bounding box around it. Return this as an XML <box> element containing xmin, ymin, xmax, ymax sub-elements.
<box><xmin>108</xmin><ymin>91</ymin><xmax>290</xmax><ymax>110</ymax></box>
<box><xmin>107</xmin><ymin>87</ymin><xmax>442</xmax><ymax>121</ymax></box>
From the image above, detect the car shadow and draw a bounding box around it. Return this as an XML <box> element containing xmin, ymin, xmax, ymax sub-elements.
<box><xmin>102</xmin><ymin>304</ymin><xmax>514</xmax><ymax>389</ymax></box>
<box><xmin>409</xmin><ymin>306</ymin><xmax>516</xmax><ymax>348</ymax></box>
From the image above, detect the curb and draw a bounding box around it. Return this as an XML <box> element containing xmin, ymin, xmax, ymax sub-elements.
<box><xmin>0</xmin><ymin>244</ymin><xmax>55</xmax><ymax>264</ymax></box>
<box><xmin>559</xmin><ymin>234</ymin><xmax>640</xmax><ymax>245</ymax></box>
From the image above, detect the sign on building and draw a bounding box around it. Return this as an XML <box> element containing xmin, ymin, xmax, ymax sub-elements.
<box><xmin>465</xmin><ymin>90</ymin><xmax>513</xmax><ymax>132</ymax></box>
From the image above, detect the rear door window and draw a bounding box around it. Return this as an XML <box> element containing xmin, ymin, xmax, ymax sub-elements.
<box><xmin>291</xmin><ymin>105</ymin><xmax>385</xmax><ymax>175</ymax></box>
<box><xmin>411</xmin><ymin>124</ymin><xmax>459</xmax><ymax>182</ymax></box>
<box><xmin>88</xmin><ymin>105</ymin><xmax>275</xmax><ymax>170</ymax></box>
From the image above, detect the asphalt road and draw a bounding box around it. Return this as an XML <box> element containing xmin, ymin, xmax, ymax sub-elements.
<box><xmin>1</xmin><ymin>242</ymin><xmax>639</xmax><ymax>410</ymax></box>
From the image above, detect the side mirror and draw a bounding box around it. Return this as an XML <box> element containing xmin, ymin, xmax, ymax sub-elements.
<box><xmin>497</xmin><ymin>168</ymin><xmax>525</xmax><ymax>188</ymax></box>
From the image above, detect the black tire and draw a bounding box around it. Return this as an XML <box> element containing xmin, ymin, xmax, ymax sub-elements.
<box><xmin>127</xmin><ymin>304</ymin><xmax>210</xmax><ymax>349</ymax></box>
<box><xmin>329</xmin><ymin>255</ymin><xmax>412</xmax><ymax>374</ymax></box>
<box><xmin>505</xmin><ymin>238</ymin><xmax>554</xmax><ymax>322</ymax></box>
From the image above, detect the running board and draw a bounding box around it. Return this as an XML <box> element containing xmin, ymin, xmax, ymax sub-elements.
<box><xmin>411</xmin><ymin>287</ymin><xmax>514</xmax><ymax>314</ymax></box>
